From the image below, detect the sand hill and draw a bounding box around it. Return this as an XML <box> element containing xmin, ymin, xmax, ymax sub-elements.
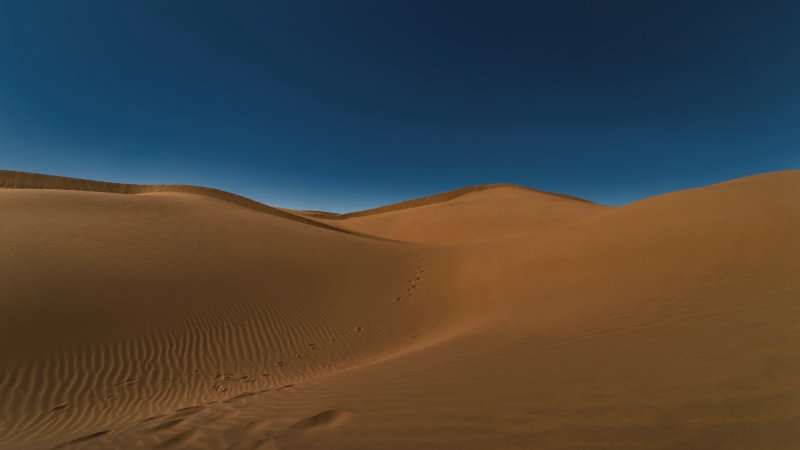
<box><xmin>0</xmin><ymin>169</ymin><xmax>798</xmax><ymax>449</ymax></box>
<box><xmin>316</xmin><ymin>185</ymin><xmax>606</xmax><ymax>244</ymax></box>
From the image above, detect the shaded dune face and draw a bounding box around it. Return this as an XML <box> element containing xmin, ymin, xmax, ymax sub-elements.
<box><xmin>0</xmin><ymin>169</ymin><xmax>798</xmax><ymax>449</ymax></box>
<box><xmin>0</xmin><ymin>183</ymin><xmax>443</xmax><ymax>449</ymax></box>
<box><xmin>0</xmin><ymin>169</ymin><xmax>366</xmax><ymax>237</ymax></box>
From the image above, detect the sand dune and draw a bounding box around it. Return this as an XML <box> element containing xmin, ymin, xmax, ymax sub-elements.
<box><xmin>321</xmin><ymin>185</ymin><xmax>605</xmax><ymax>244</ymax></box>
<box><xmin>304</xmin><ymin>183</ymin><xmax>594</xmax><ymax>219</ymax></box>
<box><xmin>0</xmin><ymin>170</ymin><xmax>798</xmax><ymax>449</ymax></box>
<box><xmin>0</xmin><ymin>170</ymin><xmax>365</xmax><ymax>237</ymax></box>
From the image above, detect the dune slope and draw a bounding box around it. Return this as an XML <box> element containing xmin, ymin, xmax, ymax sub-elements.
<box><xmin>0</xmin><ymin>184</ymin><xmax>449</xmax><ymax>449</ymax></box>
<box><xmin>324</xmin><ymin>185</ymin><xmax>606</xmax><ymax>244</ymax></box>
<box><xmin>305</xmin><ymin>183</ymin><xmax>594</xmax><ymax>220</ymax></box>
<box><xmin>0</xmin><ymin>170</ymin><xmax>798</xmax><ymax>450</ymax></box>
<box><xmin>0</xmin><ymin>170</ymin><xmax>365</xmax><ymax>237</ymax></box>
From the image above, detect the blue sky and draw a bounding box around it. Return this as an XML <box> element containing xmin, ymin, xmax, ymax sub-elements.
<box><xmin>1</xmin><ymin>1</ymin><xmax>798</xmax><ymax>211</ymax></box>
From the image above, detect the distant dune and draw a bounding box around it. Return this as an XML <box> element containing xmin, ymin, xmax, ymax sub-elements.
<box><xmin>304</xmin><ymin>183</ymin><xmax>595</xmax><ymax>219</ymax></box>
<box><xmin>0</xmin><ymin>169</ymin><xmax>798</xmax><ymax>449</ymax></box>
<box><xmin>0</xmin><ymin>170</ymin><xmax>364</xmax><ymax>237</ymax></box>
<box><xmin>321</xmin><ymin>185</ymin><xmax>605</xmax><ymax>244</ymax></box>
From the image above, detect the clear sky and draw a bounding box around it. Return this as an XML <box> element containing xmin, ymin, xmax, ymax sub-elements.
<box><xmin>1</xmin><ymin>1</ymin><xmax>798</xmax><ymax>211</ymax></box>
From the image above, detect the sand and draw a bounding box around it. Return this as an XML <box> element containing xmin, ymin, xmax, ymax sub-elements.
<box><xmin>0</xmin><ymin>169</ymin><xmax>798</xmax><ymax>449</ymax></box>
<box><xmin>316</xmin><ymin>185</ymin><xmax>606</xmax><ymax>244</ymax></box>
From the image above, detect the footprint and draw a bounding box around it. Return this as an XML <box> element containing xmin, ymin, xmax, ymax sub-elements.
<box><xmin>213</xmin><ymin>373</ymin><xmax>235</xmax><ymax>392</ymax></box>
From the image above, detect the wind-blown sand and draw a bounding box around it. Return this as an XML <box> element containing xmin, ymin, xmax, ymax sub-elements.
<box><xmin>0</xmin><ymin>169</ymin><xmax>798</xmax><ymax>449</ymax></box>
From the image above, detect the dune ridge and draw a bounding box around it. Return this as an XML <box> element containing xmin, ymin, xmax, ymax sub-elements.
<box><xmin>0</xmin><ymin>169</ymin><xmax>365</xmax><ymax>237</ymax></box>
<box><xmin>0</xmin><ymin>169</ymin><xmax>798</xmax><ymax>449</ymax></box>
<box><xmin>323</xmin><ymin>185</ymin><xmax>606</xmax><ymax>244</ymax></box>
<box><xmin>304</xmin><ymin>183</ymin><xmax>595</xmax><ymax>220</ymax></box>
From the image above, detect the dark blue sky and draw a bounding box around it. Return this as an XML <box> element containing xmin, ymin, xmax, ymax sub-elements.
<box><xmin>1</xmin><ymin>1</ymin><xmax>798</xmax><ymax>211</ymax></box>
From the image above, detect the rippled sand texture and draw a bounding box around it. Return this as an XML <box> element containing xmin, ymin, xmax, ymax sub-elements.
<box><xmin>1</xmin><ymin>169</ymin><xmax>798</xmax><ymax>449</ymax></box>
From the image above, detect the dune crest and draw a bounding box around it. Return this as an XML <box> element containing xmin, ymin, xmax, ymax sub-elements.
<box><xmin>326</xmin><ymin>185</ymin><xmax>607</xmax><ymax>244</ymax></box>
<box><xmin>0</xmin><ymin>169</ymin><xmax>363</xmax><ymax>237</ymax></box>
<box><xmin>304</xmin><ymin>183</ymin><xmax>595</xmax><ymax>220</ymax></box>
<box><xmin>0</xmin><ymin>170</ymin><xmax>798</xmax><ymax>449</ymax></box>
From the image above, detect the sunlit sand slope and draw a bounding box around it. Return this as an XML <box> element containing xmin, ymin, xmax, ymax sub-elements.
<box><xmin>325</xmin><ymin>186</ymin><xmax>606</xmax><ymax>244</ymax></box>
<box><xmin>0</xmin><ymin>170</ymin><xmax>797</xmax><ymax>449</ymax></box>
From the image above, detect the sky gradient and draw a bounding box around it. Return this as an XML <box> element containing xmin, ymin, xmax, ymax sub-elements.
<box><xmin>1</xmin><ymin>1</ymin><xmax>798</xmax><ymax>211</ymax></box>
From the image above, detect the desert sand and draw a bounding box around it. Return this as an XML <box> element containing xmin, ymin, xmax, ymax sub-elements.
<box><xmin>0</xmin><ymin>168</ymin><xmax>798</xmax><ymax>449</ymax></box>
